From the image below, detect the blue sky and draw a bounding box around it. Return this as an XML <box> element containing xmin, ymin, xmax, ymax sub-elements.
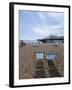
<box><xmin>19</xmin><ymin>10</ymin><xmax>64</xmax><ymax>40</ymax></box>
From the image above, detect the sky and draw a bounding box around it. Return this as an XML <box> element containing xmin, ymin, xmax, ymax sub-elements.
<box><xmin>19</xmin><ymin>10</ymin><xmax>64</xmax><ymax>40</ymax></box>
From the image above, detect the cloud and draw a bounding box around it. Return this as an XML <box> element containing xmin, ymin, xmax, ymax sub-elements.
<box><xmin>37</xmin><ymin>12</ymin><xmax>64</xmax><ymax>26</ymax></box>
<box><xmin>47</xmin><ymin>12</ymin><xmax>64</xmax><ymax>24</ymax></box>
<box><xmin>47</xmin><ymin>12</ymin><xmax>63</xmax><ymax>18</ymax></box>
<box><xmin>38</xmin><ymin>12</ymin><xmax>64</xmax><ymax>21</ymax></box>
<box><xmin>32</xmin><ymin>24</ymin><xmax>63</xmax><ymax>38</ymax></box>
<box><xmin>32</xmin><ymin>12</ymin><xmax>64</xmax><ymax>38</ymax></box>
